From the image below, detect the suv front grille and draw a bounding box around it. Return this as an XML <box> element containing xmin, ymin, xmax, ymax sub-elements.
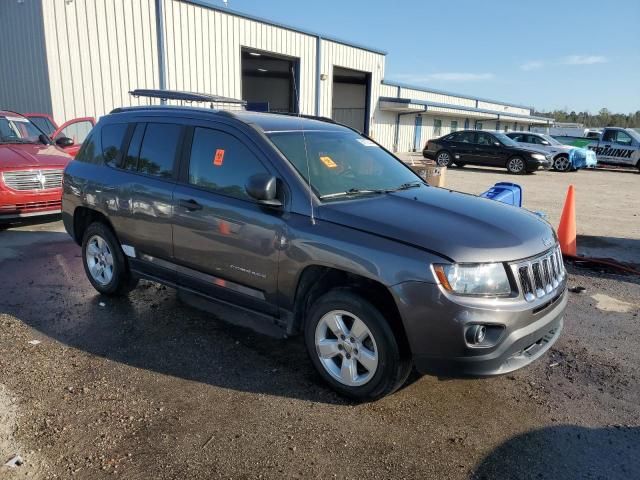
<box><xmin>512</xmin><ymin>246</ymin><xmax>565</xmax><ymax>302</ymax></box>
<box><xmin>1</xmin><ymin>169</ymin><xmax>63</xmax><ymax>191</ymax></box>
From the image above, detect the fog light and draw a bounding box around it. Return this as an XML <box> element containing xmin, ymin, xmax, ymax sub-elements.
<box><xmin>466</xmin><ymin>325</ymin><xmax>487</xmax><ymax>345</ymax></box>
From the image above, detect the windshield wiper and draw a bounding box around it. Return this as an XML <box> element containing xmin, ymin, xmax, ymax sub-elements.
<box><xmin>319</xmin><ymin>188</ymin><xmax>386</xmax><ymax>200</ymax></box>
<box><xmin>386</xmin><ymin>182</ymin><xmax>423</xmax><ymax>192</ymax></box>
<box><xmin>0</xmin><ymin>138</ymin><xmax>36</xmax><ymax>144</ymax></box>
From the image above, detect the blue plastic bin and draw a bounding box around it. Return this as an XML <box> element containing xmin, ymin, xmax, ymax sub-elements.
<box><xmin>480</xmin><ymin>182</ymin><xmax>522</xmax><ymax>207</ymax></box>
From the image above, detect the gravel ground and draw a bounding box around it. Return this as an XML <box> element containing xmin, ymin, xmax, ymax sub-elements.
<box><xmin>1</xmin><ymin>188</ymin><xmax>639</xmax><ymax>479</ymax></box>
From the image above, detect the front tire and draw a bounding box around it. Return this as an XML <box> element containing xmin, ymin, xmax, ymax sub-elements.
<box><xmin>506</xmin><ymin>156</ymin><xmax>526</xmax><ymax>174</ymax></box>
<box><xmin>82</xmin><ymin>222</ymin><xmax>138</xmax><ymax>296</ymax></box>
<box><xmin>553</xmin><ymin>155</ymin><xmax>572</xmax><ymax>172</ymax></box>
<box><xmin>304</xmin><ymin>290</ymin><xmax>411</xmax><ymax>401</ymax></box>
<box><xmin>436</xmin><ymin>150</ymin><xmax>452</xmax><ymax>167</ymax></box>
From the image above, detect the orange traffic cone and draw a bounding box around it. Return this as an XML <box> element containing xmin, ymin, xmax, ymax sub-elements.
<box><xmin>557</xmin><ymin>185</ymin><xmax>577</xmax><ymax>256</ymax></box>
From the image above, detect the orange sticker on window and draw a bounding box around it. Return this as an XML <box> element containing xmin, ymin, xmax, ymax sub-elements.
<box><xmin>213</xmin><ymin>149</ymin><xmax>225</xmax><ymax>166</ymax></box>
<box><xmin>319</xmin><ymin>156</ymin><xmax>337</xmax><ymax>168</ymax></box>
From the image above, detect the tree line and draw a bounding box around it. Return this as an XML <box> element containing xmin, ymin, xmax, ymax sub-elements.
<box><xmin>532</xmin><ymin>109</ymin><xmax>640</xmax><ymax>128</ymax></box>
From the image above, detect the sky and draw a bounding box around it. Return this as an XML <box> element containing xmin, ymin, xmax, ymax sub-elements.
<box><xmin>211</xmin><ymin>0</ymin><xmax>640</xmax><ymax>113</ymax></box>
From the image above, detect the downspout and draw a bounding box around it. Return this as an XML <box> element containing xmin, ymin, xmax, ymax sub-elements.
<box><xmin>315</xmin><ymin>36</ymin><xmax>322</xmax><ymax>116</ymax></box>
<box><xmin>155</xmin><ymin>0</ymin><xmax>167</xmax><ymax>103</ymax></box>
<box><xmin>496</xmin><ymin>114</ymin><xmax>500</xmax><ymax>132</ymax></box>
<box><xmin>394</xmin><ymin>108</ymin><xmax>426</xmax><ymax>153</ymax></box>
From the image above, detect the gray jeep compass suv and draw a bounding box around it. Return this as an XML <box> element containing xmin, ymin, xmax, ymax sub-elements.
<box><xmin>62</xmin><ymin>103</ymin><xmax>566</xmax><ymax>400</ymax></box>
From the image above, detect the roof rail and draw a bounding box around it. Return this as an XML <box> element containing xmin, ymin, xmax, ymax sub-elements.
<box><xmin>129</xmin><ymin>89</ymin><xmax>246</xmax><ymax>107</ymax></box>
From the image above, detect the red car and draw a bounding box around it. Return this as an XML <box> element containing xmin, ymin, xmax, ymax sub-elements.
<box><xmin>0</xmin><ymin>111</ymin><xmax>75</xmax><ymax>222</ymax></box>
<box><xmin>22</xmin><ymin>113</ymin><xmax>95</xmax><ymax>158</ymax></box>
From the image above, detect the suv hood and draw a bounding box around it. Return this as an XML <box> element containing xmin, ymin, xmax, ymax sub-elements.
<box><xmin>0</xmin><ymin>144</ymin><xmax>71</xmax><ymax>169</ymax></box>
<box><xmin>318</xmin><ymin>186</ymin><xmax>555</xmax><ymax>263</ymax></box>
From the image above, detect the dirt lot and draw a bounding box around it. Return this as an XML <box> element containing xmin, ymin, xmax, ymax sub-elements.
<box><xmin>1</xmin><ymin>168</ymin><xmax>639</xmax><ymax>479</ymax></box>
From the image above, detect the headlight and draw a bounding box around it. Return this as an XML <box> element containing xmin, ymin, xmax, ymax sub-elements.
<box><xmin>531</xmin><ymin>153</ymin><xmax>546</xmax><ymax>161</ymax></box>
<box><xmin>433</xmin><ymin>263</ymin><xmax>511</xmax><ymax>296</ymax></box>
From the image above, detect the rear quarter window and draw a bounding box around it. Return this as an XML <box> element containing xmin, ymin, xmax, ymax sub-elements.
<box><xmin>101</xmin><ymin>123</ymin><xmax>128</xmax><ymax>167</ymax></box>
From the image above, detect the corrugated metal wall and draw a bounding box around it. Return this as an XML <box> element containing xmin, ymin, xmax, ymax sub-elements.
<box><xmin>0</xmin><ymin>0</ymin><xmax>52</xmax><ymax>115</ymax></box>
<box><xmin>41</xmin><ymin>0</ymin><xmax>160</xmax><ymax>123</ymax></box>
<box><xmin>399</xmin><ymin>87</ymin><xmax>476</xmax><ymax>109</ymax></box>
<box><xmin>318</xmin><ymin>40</ymin><xmax>385</xmax><ymax>133</ymax></box>
<box><xmin>162</xmin><ymin>0</ymin><xmax>318</xmax><ymax>115</ymax></box>
<box><xmin>477</xmin><ymin>100</ymin><xmax>530</xmax><ymax>116</ymax></box>
<box><xmin>2</xmin><ymin>0</ymin><xmax>538</xmax><ymax>151</ymax></box>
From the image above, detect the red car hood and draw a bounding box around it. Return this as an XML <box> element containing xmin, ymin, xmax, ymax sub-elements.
<box><xmin>0</xmin><ymin>143</ymin><xmax>71</xmax><ymax>169</ymax></box>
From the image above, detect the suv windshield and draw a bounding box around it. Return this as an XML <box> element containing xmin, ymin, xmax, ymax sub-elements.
<box><xmin>0</xmin><ymin>115</ymin><xmax>44</xmax><ymax>144</ymax></box>
<box><xmin>268</xmin><ymin>130</ymin><xmax>423</xmax><ymax>199</ymax></box>
<box><xmin>493</xmin><ymin>132</ymin><xmax>519</xmax><ymax>147</ymax></box>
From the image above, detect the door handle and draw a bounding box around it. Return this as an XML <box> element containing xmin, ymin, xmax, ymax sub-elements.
<box><xmin>178</xmin><ymin>199</ymin><xmax>203</xmax><ymax>211</ymax></box>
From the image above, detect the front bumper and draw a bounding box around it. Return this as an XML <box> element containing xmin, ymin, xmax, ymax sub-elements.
<box><xmin>528</xmin><ymin>158</ymin><xmax>553</xmax><ymax>170</ymax></box>
<box><xmin>0</xmin><ymin>188</ymin><xmax>63</xmax><ymax>220</ymax></box>
<box><xmin>391</xmin><ymin>280</ymin><xmax>566</xmax><ymax>376</ymax></box>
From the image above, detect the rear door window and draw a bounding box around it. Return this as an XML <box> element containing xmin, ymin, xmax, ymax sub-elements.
<box><xmin>101</xmin><ymin>123</ymin><xmax>128</xmax><ymax>167</ymax></box>
<box><xmin>136</xmin><ymin>123</ymin><xmax>182</xmax><ymax>178</ymax></box>
<box><xmin>188</xmin><ymin>127</ymin><xmax>269</xmax><ymax>201</ymax></box>
<box><xmin>451</xmin><ymin>131</ymin><xmax>474</xmax><ymax>143</ymax></box>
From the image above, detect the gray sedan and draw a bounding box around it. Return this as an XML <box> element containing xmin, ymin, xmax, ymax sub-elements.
<box><xmin>507</xmin><ymin>132</ymin><xmax>575</xmax><ymax>171</ymax></box>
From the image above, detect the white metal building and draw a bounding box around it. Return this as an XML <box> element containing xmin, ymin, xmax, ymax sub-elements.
<box><xmin>0</xmin><ymin>0</ymin><xmax>553</xmax><ymax>152</ymax></box>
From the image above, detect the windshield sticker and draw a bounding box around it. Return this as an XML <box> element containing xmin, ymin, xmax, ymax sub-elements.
<box><xmin>213</xmin><ymin>149</ymin><xmax>225</xmax><ymax>166</ymax></box>
<box><xmin>357</xmin><ymin>138</ymin><xmax>377</xmax><ymax>147</ymax></box>
<box><xmin>319</xmin><ymin>156</ymin><xmax>337</xmax><ymax>168</ymax></box>
<box><xmin>5</xmin><ymin>116</ymin><xmax>29</xmax><ymax>123</ymax></box>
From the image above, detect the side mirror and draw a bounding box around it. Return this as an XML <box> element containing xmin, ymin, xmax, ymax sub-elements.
<box><xmin>541</xmin><ymin>141</ymin><xmax>550</xmax><ymax>146</ymax></box>
<box><xmin>38</xmin><ymin>134</ymin><xmax>51</xmax><ymax>145</ymax></box>
<box><xmin>493</xmin><ymin>141</ymin><xmax>501</xmax><ymax>147</ymax></box>
<box><xmin>55</xmin><ymin>136</ymin><xmax>74</xmax><ymax>148</ymax></box>
<box><xmin>246</xmin><ymin>173</ymin><xmax>282</xmax><ymax>207</ymax></box>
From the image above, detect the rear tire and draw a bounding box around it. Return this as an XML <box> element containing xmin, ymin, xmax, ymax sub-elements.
<box><xmin>82</xmin><ymin>222</ymin><xmax>138</xmax><ymax>296</ymax></box>
<box><xmin>435</xmin><ymin>150</ymin><xmax>452</xmax><ymax>167</ymax></box>
<box><xmin>304</xmin><ymin>289</ymin><xmax>412</xmax><ymax>401</ymax></box>
<box><xmin>506</xmin><ymin>156</ymin><xmax>526</xmax><ymax>174</ymax></box>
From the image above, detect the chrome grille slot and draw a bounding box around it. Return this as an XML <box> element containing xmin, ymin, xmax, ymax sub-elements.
<box><xmin>512</xmin><ymin>246</ymin><xmax>565</xmax><ymax>303</ymax></box>
<box><xmin>1</xmin><ymin>169</ymin><xmax>64</xmax><ymax>191</ymax></box>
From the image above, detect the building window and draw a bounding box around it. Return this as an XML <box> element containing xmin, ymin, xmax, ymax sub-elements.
<box><xmin>503</xmin><ymin>124</ymin><xmax>508</xmax><ymax>132</ymax></box>
<box><xmin>433</xmin><ymin>119</ymin><xmax>442</xmax><ymax>137</ymax></box>
<box><xmin>450</xmin><ymin>120</ymin><xmax>458</xmax><ymax>132</ymax></box>
<box><xmin>520</xmin><ymin>125</ymin><xmax>525</xmax><ymax>131</ymax></box>
<box><xmin>475</xmin><ymin>122</ymin><xmax>483</xmax><ymax>130</ymax></box>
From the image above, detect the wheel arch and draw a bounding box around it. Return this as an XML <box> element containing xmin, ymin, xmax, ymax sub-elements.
<box><xmin>290</xmin><ymin>265</ymin><xmax>410</xmax><ymax>353</ymax></box>
<box><xmin>72</xmin><ymin>206</ymin><xmax>118</xmax><ymax>246</ymax></box>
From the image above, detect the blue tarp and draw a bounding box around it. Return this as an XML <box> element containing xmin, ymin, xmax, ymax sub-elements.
<box><xmin>569</xmin><ymin>147</ymin><xmax>598</xmax><ymax>169</ymax></box>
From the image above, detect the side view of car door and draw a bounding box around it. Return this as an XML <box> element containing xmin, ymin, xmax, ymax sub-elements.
<box><xmin>52</xmin><ymin>117</ymin><xmax>95</xmax><ymax>157</ymax></box>
<box><xmin>448</xmin><ymin>131</ymin><xmax>476</xmax><ymax>163</ymax></box>
<box><xmin>473</xmin><ymin>132</ymin><xmax>504</xmax><ymax>166</ymax></box>
<box><xmin>171</xmin><ymin>122</ymin><xmax>285</xmax><ymax>316</ymax></box>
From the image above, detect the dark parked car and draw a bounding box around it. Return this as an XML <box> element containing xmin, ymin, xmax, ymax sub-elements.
<box><xmin>423</xmin><ymin>130</ymin><xmax>552</xmax><ymax>174</ymax></box>
<box><xmin>62</xmin><ymin>99</ymin><xmax>566</xmax><ymax>400</ymax></box>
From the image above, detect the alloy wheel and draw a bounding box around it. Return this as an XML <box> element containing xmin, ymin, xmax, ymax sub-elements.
<box><xmin>85</xmin><ymin>234</ymin><xmax>114</xmax><ymax>286</ymax></box>
<box><xmin>508</xmin><ymin>157</ymin><xmax>525</xmax><ymax>173</ymax></box>
<box><xmin>436</xmin><ymin>152</ymin><xmax>451</xmax><ymax>167</ymax></box>
<box><xmin>554</xmin><ymin>156</ymin><xmax>571</xmax><ymax>172</ymax></box>
<box><xmin>314</xmin><ymin>310</ymin><xmax>379</xmax><ymax>387</ymax></box>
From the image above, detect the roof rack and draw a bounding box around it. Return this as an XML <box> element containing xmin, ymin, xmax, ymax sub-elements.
<box><xmin>129</xmin><ymin>89</ymin><xmax>246</xmax><ymax>107</ymax></box>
